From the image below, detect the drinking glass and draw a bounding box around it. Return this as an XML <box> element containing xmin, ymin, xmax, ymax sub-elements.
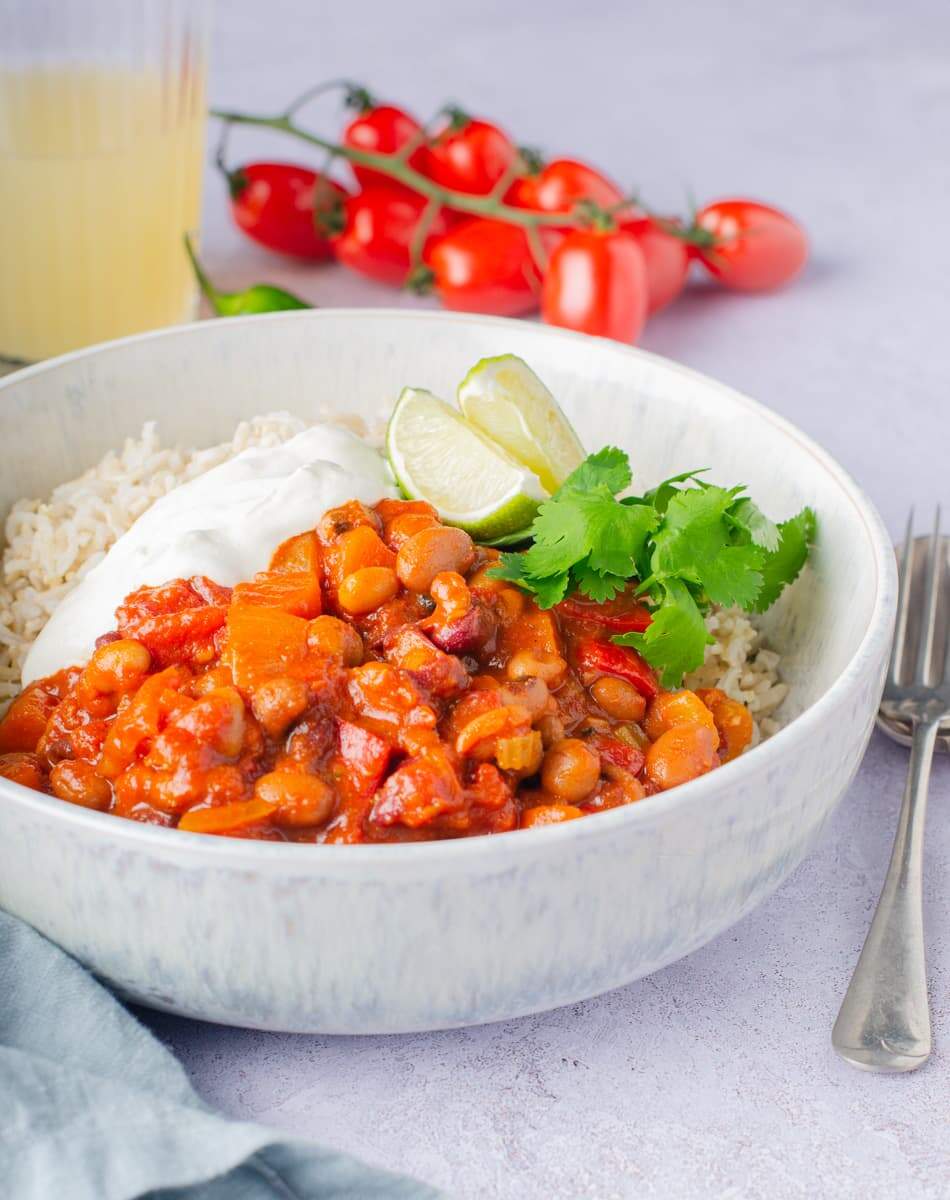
<box><xmin>0</xmin><ymin>0</ymin><xmax>213</xmax><ymax>362</ymax></box>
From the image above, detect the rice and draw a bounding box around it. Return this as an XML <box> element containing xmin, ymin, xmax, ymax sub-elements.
<box><xmin>684</xmin><ymin>607</ymin><xmax>788</xmax><ymax>741</ymax></box>
<box><xmin>0</xmin><ymin>418</ymin><xmax>788</xmax><ymax>740</ymax></box>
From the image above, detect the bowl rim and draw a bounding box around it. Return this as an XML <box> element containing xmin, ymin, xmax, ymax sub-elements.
<box><xmin>0</xmin><ymin>308</ymin><xmax>898</xmax><ymax>868</ymax></box>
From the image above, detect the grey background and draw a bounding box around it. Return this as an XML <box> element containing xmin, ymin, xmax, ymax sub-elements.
<box><xmin>144</xmin><ymin>2</ymin><xmax>950</xmax><ymax>1196</ymax></box>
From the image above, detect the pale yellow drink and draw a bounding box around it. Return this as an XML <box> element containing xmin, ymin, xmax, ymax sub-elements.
<box><xmin>0</xmin><ymin>67</ymin><xmax>206</xmax><ymax>361</ymax></box>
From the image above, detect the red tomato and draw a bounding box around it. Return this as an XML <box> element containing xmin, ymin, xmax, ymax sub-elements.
<box><xmin>619</xmin><ymin>215</ymin><xmax>690</xmax><ymax>314</ymax></box>
<box><xmin>692</xmin><ymin>199</ymin><xmax>808</xmax><ymax>291</ymax></box>
<box><xmin>426</xmin><ymin>115</ymin><xmax>517</xmax><ymax>195</ymax></box>
<box><xmin>541</xmin><ymin>228</ymin><xmax>648</xmax><ymax>343</ymax></box>
<box><xmin>509</xmin><ymin>158</ymin><xmax>627</xmax><ymax>215</ymax></box>
<box><xmin>341</xmin><ymin>103</ymin><xmax>430</xmax><ymax>188</ymax></box>
<box><xmin>574</xmin><ymin>640</ymin><xmax>659</xmax><ymax>700</ymax></box>
<box><xmin>334</xmin><ymin>186</ymin><xmax>452</xmax><ymax>287</ymax></box>
<box><xmin>426</xmin><ymin>220</ymin><xmax>542</xmax><ymax>316</ymax></box>
<box><xmin>227</xmin><ymin>163</ymin><xmax>348</xmax><ymax>260</ymax></box>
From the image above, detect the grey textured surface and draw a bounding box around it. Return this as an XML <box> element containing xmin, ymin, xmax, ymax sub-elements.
<box><xmin>142</xmin><ymin>1</ymin><xmax>950</xmax><ymax>1195</ymax></box>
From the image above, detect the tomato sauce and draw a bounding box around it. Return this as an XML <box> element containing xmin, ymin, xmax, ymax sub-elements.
<box><xmin>0</xmin><ymin>499</ymin><xmax>753</xmax><ymax>842</ymax></box>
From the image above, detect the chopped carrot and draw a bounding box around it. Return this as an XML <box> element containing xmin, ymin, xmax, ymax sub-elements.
<box><xmin>324</xmin><ymin>525</ymin><xmax>396</xmax><ymax>590</ymax></box>
<box><xmin>223</xmin><ymin>603</ymin><xmax>311</xmax><ymax>692</ymax></box>
<box><xmin>0</xmin><ymin>683</ymin><xmax>59</xmax><ymax>753</ymax></box>
<box><xmin>178</xmin><ymin>797</ymin><xmax>277</xmax><ymax>834</ymax></box>
<box><xmin>520</xmin><ymin>804</ymin><xmax>584</xmax><ymax>828</ymax></box>
<box><xmin>269</xmin><ymin>530</ymin><xmax>321</xmax><ymax>576</ymax></box>
<box><xmin>232</xmin><ymin>569</ymin><xmax>321</xmax><ymax>618</ymax></box>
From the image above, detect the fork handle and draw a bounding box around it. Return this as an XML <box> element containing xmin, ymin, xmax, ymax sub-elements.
<box><xmin>832</xmin><ymin>716</ymin><xmax>938</xmax><ymax>1072</ymax></box>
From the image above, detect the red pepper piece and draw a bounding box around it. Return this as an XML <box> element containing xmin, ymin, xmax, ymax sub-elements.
<box><xmin>557</xmin><ymin>595</ymin><xmax>652</xmax><ymax>633</ymax></box>
<box><xmin>574</xmin><ymin>639</ymin><xmax>659</xmax><ymax>700</ymax></box>
<box><xmin>587</xmin><ymin>732</ymin><xmax>645</xmax><ymax>776</ymax></box>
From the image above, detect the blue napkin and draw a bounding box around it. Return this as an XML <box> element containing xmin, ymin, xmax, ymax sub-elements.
<box><xmin>0</xmin><ymin>910</ymin><xmax>442</xmax><ymax>1200</ymax></box>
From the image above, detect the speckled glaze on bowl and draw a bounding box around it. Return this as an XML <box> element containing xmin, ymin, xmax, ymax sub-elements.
<box><xmin>0</xmin><ymin>311</ymin><xmax>896</xmax><ymax>1034</ymax></box>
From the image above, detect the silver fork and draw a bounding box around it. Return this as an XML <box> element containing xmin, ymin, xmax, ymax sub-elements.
<box><xmin>832</xmin><ymin>510</ymin><xmax>950</xmax><ymax>1072</ymax></box>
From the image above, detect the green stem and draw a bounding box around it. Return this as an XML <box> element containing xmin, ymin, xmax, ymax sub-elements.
<box><xmin>284</xmin><ymin>78</ymin><xmax>366</xmax><ymax>118</ymax></box>
<box><xmin>210</xmin><ymin>107</ymin><xmax>581</xmax><ymax>230</ymax></box>
<box><xmin>184</xmin><ymin>233</ymin><xmax>224</xmax><ymax>314</ymax></box>
<box><xmin>408</xmin><ymin>197</ymin><xmax>442</xmax><ymax>271</ymax></box>
<box><xmin>391</xmin><ymin>122</ymin><xmax>430</xmax><ymax>164</ymax></box>
<box><xmin>525</xmin><ymin>224</ymin><xmax>549</xmax><ymax>276</ymax></box>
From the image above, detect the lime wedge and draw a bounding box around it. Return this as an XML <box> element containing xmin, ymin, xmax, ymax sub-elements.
<box><xmin>458</xmin><ymin>354</ymin><xmax>585</xmax><ymax>494</ymax></box>
<box><xmin>386</xmin><ymin>387</ymin><xmax>547</xmax><ymax>541</ymax></box>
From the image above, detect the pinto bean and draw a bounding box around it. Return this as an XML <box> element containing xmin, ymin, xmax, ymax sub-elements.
<box><xmin>643</xmin><ymin>689</ymin><xmax>719</xmax><ymax>746</ymax></box>
<box><xmin>540</xmin><ymin>738</ymin><xmax>601</xmax><ymax>803</ymax></box>
<box><xmin>396</xmin><ymin>526</ymin><xmax>475</xmax><ymax>593</ymax></box>
<box><xmin>696</xmin><ymin>688</ymin><xmax>754</xmax><ymax>762</ymax></box>
<box><xmin>385</xmin><ymin>511</ymin><xmax>440</xmax><ymax>550</ymax></box>
<box><xmin>337</xmin><ymin>567</ymin><xmax>400</xmax><ymax>615</ymax></box>
<box><xmin>645</xmin><ymin>724</ymin><xmax>719</xmax><ymax>790</ymax></box>
<box><xmin>50</xmin><ymin>760</ymin><xmax>112</xmax><ymax>811</ymax></box>
<box><xmin>521</xmin><ymin>803</ymin><xmax>584</xmax><ymax>827</ymax></box>
<box><xmin>85</xmin><ymin>639</ymin><xmax>151</xmax><ymax>693</ymax></box>
<box><xmin>536</xmin><ymin>714</ymin><xmax>566</xmax><ymax>748</ymax></box>
<box><xmin>316</xmin><ymin>500</ymin><xmax>382</xmax><ymax>543</ymax></box>
<box><xmin>175</xmin><ymin>688</ymin><xmax>246</xmax><ymax>758</ymax></box>
<box><xmin>506</xmin><ymin>649</ymin><xmax>568</xmax><ymax>687</ymax></box>
<box><xmin>306</xmin><ymin>615</ymin><xmax>363</xmax><ymax>665</ymax></box>
<box><xmin>496</xmin><ymin>676</ymin><xmax>550</xmax><ymax>719</ymax></box>
<box><xmin>254</xmin><ymin>771</ymin><xmax>335</xmax><ymax>827</ymax></box>
<box><xmin>251</xmin><ymin>677</ymin><xmax>310</xmax><ymax>738</ymax></box>
<box><xmin>591</xmin><ymin>676</ymin><xmax>647</xmax><ymax>722</ymax></box>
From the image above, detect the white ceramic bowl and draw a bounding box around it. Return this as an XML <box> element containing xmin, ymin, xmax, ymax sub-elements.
<box><xmin>0</xmin><ymin>310</ymin><xmax>896</xmax><ymax>1034</ymax></box>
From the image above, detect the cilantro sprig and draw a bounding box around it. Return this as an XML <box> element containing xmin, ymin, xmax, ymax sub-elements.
<box><xmin>489</xmin><ymin>448</ymin><xmax>816</xmax><ymax>688</ymax></box>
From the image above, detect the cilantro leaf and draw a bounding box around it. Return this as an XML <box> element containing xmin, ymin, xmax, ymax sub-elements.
<box><xmin>661</xmin><ymin>484</ymin><xmax>732</xmax><ymax>534</ymax></box>
<box><xmin>487</xmin><ymin>448</ymin><xmax>815</xmax><ymax>681</ymax></box>
<box><xmin>489</xmin><ymin>553</ymin><xmax>570</xmax><ymax>608</ymax></box>
<box><xmin>728</xmin><ymin>497</ymin><xmax>780</xmax><ymax>552</ymax></box>
<box><xmin>750</xmin><ymin>507</ymin><xmax>816</xmax><ymax>612</ymax></box>
<box><xmin>585</xmin><ymin>498</ymin><xmax>657</xmax><ymax>575</ymax></box>
<box><xmin>571</xmin><ymin>558</ymin><xmax>627</xmax><ymax>603</ymax></box>
<box><xmin>641</xmin><ymin>469</ymin><xmax>709</xmax><ymax>514</ymax></box>
<box><xmin>489</xmin><ymin>552</ymin><xmax>533</xmax><ymax>587</ymax></box>
<box><xmin>520</xmin><ymin>499</ymin><xmax>590</xmax><ymax>577</ymax></box>
<box><xmin>530</xmin><ymin>570</ymin><xmax>572</xmax><ymax>608</ymax></box>
<box><xmin>521</xmin><ymin>478</ymin><xmax>655</xmax><ymax>582</ymax></box>
<box><xmin>699</xmin><ymin>544</ymin><xmax>766</xmax><ymax>609</ymax></box>
<box><xmin>556</xmin><ymin>445</ymin><xmax>631</xmax><ymax>498</ymax></box>
<box><xmin>616</xmin><ymin>578</ymin><xmax>711</xmax><ymax>688</ymax></box>
<box><xmin>649</xmin><ymin>486</ymin><xmax>764</xmax><ymax>607</ymax></box>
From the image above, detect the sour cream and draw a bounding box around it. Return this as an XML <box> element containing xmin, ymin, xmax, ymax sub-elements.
<box><xmin>23</xmin><ymin>424</ymin><xmax>397</xmax><ymax>683</ymax></box>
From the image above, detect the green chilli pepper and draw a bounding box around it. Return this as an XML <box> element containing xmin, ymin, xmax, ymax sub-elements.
<box><xmin>184</xmin><ymin>234</ymin><xmax>310</xmax><ymax>316</ymax></box>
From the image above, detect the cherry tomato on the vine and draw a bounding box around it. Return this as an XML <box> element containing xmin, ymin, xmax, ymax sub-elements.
<box><xmin>426</xmin><ymin>113</ymin><xmax>517</xmax><ymax>195</ymax></box>
<box><xmin>333</xmin><ymin>186</ymin><xmax>453</xmax><ymax>287</ymax></box>
<box><xmin>509</xmin><ymin>158</ymin><xmax>628</xmax><ymax>215</ymax></box>
<box><xmin>619</xmin><ymin>215</ymin><xmax>690</xmax><ymax>314</ymax></box>
<box><xmin>691</xmin><ymin>199</ymin><xmax>807</xmax><ymax>291</ymax></box>
<box><xmin>341</xmin><ymin>103</ymin><xmax>430</xmax><ymax>188</ymax></box>
<box><xmin>227</xmin><ymin>163</ymin><xmax>348</xmax><ymax>260</ymax></box>
<box><xmin>425</xmin><ymin>219</ymin><xmax>543</xmax><ymax>316</ymax></box>
<box><xmin>541</xmin><ymin>228</ymin><xmax>648</xmax><ymax>343</ymax></box>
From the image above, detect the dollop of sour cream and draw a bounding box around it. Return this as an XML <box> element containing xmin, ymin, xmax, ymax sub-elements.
<box><xmin>23</xmin><ymin>423</ymin><xmax>397</xmax><ymax>684</ymax></box>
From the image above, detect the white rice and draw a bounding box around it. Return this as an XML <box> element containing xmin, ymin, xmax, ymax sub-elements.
<box><xmin>0</xmin><ymin>418</ymin><xmax>787</xmax><ymax>740</ymax></box>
